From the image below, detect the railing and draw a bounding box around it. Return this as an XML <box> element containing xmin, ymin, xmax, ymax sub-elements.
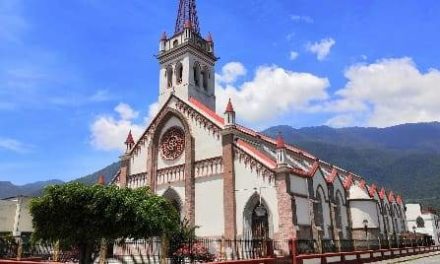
<box><xmin>0</xmin><ymin>238</ymin><xmax>80</xmax><ymax>262</ymax></box>
<box><xmin>113</xmin><ymin>238</ymin><xmax>279</xmax><ymax>263</ymax></box>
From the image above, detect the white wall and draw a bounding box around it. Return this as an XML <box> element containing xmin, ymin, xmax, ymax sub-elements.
<box><xmin>290</xmin><ymin>176</ymin><xmax>308</xmax><ymax>196</ymax></box>
<box><xmin>406</xmin><ymin>204</ymin><xmax>440</xmax><ymax>245</ymax></box>
<box><xmin>194</xmin><ymin>175</ymin><xmax>224</xmax><ymax>237</ymax></box>
<box><xmin>296</xmin><ymin>197</ymin><xmax>311</xmax><ymax>226</ymax></box>
<box><xmin>350</xmin><ymin>200</ymin><xmax>379</xmax><ymax>229</ymax></box>
<box><xmin>234</xmin><ymin>158</ymin><xmax>278</xmax><ymax>238</ymax></box>
<box><xmin>130</xmin><ymin>138</ymin><xmax>150</xmax><ymax>175</ymax></box>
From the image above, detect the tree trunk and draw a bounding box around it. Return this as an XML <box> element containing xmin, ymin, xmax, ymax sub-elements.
<box><xmin>78</xmin><ymin>243</ymin><xmax>93</xmax><ymax>264</ymax></box>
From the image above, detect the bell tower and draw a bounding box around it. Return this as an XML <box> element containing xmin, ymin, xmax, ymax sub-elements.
<box><xmin>157</xmin><ymin>0</ymin><xmax>217</xmax><ymax>111</ymax></box>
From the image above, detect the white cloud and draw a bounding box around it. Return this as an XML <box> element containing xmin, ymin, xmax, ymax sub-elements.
<box><xmin>115</xmin><ymin>103</ymin><xmax>139</xmax><ymax>120</ymax></box>
<box><xmin>290</xmin><ymin>15</ymin><xmax>314</xmax><ymax>23</ymax></box>
<box><xmin>289</xmin><ymin>51</ymin><xmax>299</xmax><ymax>61</ymax></box>
<box><xmin>89</xmin><ymin>89</ymin><xmax>112</xmax><ymax>102</ymax></box>
<box><xmin>0</xmin><ymin>138</ymin><xmax>32</xmax><ymax>153</ymax></box>
<box><xmin>216</xmin><ymin>62</ymin><xmax>329</xmax><ymax>123</ymax></box>
<box><xmin>215</xmin><ymin>62</ymin><xmax>247</xmax><ymax>84</ymax></box>
<box><xmin>324</xmin><ymin>57</ymin><xmax>440</xmax><ymax>127</ymax></box>
<box><xmin>90</xmin><ymin>103</ymin><xmax>144</xmax><ymax>151</ymax></box>
<box><xmin>146</xmin><ymin>101</ymin><xmax>160</xmax><ymax>122</ymax></box>
<box><xmin>306</xmin><ymin>38</ymin><xmax>336</xmax><ymax>61</ymax></box>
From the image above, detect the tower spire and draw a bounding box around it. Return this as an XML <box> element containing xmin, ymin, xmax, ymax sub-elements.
<box><xmin>175</xmin><ymin>0</ymin><xmax>200</xmax><ymax>34</ymax></box>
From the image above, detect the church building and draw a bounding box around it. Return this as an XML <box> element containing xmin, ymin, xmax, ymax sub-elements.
<box><xmin>112</xmin><ymin>0</ymin><xmax>407</xmax><ymax>254</ymax></box>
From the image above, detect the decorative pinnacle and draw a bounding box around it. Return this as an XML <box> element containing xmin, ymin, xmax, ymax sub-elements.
<box><xmin>175</xmin><ymin>0</ymin><xmax>200</xmax><ymax>34</ymax></box>
<box><xmin>224</xmin><ymin>98</ymin><xmax>234</xmax><ymax>113</ymax></box>
<box><xmin>125</xmin><ymin>130</ymin><xmax>135</xmax><ymax>145</ymax></box>
<box><xmin>276</xmin><ymin>133</ymin><xmax>285</xmax><ymax>149</ymax></box>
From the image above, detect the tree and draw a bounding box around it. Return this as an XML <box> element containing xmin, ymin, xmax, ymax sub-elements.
<box><xmin>30</xmin><ymin>183</ymin><xmax>179</xmax><ymax>264</ymax></box>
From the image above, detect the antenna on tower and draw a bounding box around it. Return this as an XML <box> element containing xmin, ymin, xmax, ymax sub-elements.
<box><xmin>175</xmin><ymin>0</ymin><xmax>200</xmax><ymax>34</ymax></box>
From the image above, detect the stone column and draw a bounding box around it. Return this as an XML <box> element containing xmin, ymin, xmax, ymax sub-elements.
<box><xmin>274</xmin><ymin>168</ymin><xmax>296</xmax><ymax>255</ymax></box>
<box><xmin>119</xmin><ymin>155</ymin><xmax>129</xmax><ymax>188</ymax></box>
<box><xmin>184</xmin><ymin>137</ymin><xmax>195</xmax><ymax>225</ymax></box>
<box><xmin>329</xmin><ymin>201</ymin><xmax>341</xmax><ymax>250</ymax></box>
<box><xmin>222</xmin><ymin>130</ymin><xmax>236</xmax><ymax>239</ymax></box>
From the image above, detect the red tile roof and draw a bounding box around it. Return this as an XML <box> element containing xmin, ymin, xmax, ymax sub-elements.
<box><xmin>378</xmin><ymin>187</ymin><xmax>386</xmax><ymax>200</ymax></box>
<box><xmin>189</xmin><ymin>97</ymin><xmax>224</xmax><ymax>124</ymax></box>
<box><xmin>396</xmin><ymin>195</ymin><xmax>403</xmax><ymax>205</ymax></box>
<box><xmin>388</xmin><ymin>191</ymin><xmax>395</xmax><ymax>202</ymax></box>
<box><xmin>235</xmin><ymin>139</ymin><xmax>276</xmax><ymax>169</ymax></box>
<box><xmin>343</xmin><ymin>174</ymin><xmax>353</xmax><ymax>190</ymax></box>
<box><xmin>325</xmin><ymin>167</ymin><xmax>338</xmax><ymax>184</ymax></box>
<box><xmin>358</xmin><ymin>179</ymin><xmax>366</xmax><ymax>190</ymax></box>
<box><xmin>235</xmin><ymin>125</ymin><xmax>316</xmax><ymax>160</ymax></box>
<box><xmin>368</xmin><ymin>184</ymin><xmax>377</xmax><ymax>198</ymax></box>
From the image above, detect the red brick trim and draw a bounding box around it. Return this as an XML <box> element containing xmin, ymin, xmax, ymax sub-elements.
<box><xmin>149</xmin><ymin>107</ymin><xmax>195</xmax><ymax>224</ymax></box>
<box><xmin>222</xmin><ymin>131</ymin><xmax>237</xmax><ymax>239</ymax></box>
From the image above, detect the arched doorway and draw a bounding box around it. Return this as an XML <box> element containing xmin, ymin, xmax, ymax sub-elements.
<box><xmin>251</xmin><ymin>202</ymin><xmax>269</xmax><ymax>240</ymax></box>
<box><xmin>162</xmin><ymin>187</ymin><xmax>183</xmax><ymax>219</ymax></box>
<box><xmin>243</xmin><ymin>193</ymin><xmax>272</xmax><ymax>258</ymax></box>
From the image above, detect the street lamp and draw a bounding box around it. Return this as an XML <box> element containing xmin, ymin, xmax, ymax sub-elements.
<box><xmin>412</xmin><ymin>225</ymin><xmax>416</xmax><ymax>247</ymax></box>
<box><xmin>363</xmin><ymin>219</ymin><xmax>369</xmax><ymax>250</ymax></box>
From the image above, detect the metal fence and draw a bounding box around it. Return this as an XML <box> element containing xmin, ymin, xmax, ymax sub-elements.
<box><xmin>112</xmin><ymin>238</ymin><xmax>278</xmax><ymax>263</ymax></box>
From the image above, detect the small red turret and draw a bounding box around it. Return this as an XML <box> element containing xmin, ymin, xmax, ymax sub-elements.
<box><xmin>276</xmin><ymin>133</ymin><xmax>285</xmax><ymax>149</ymax></box>
<box><xmin>125</xmin><ymin>130</ymin><xmax>135</xmax><ymax>152</ymax></box>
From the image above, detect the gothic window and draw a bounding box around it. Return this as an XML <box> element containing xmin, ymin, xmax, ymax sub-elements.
<box><xmin>166</xmin><ymin>66</ymin><xmax>173</xmax><ymax>88</ymax></box>
<box><xmin>416</xmin><ymin>216</ymin><xmax>425</xmax><ymax>228</ymax></box>
<box><xmin>193</xmin><ymin>62</ymin><xmax>200</xmax><ymax>87</ymax></box>
<box><xmin>175</xmin><ymin>62</ymin><xmax>183</xmax><ymax>84</ymax></box>
<box><xmin>202</xmin><ymin>67</ymin><xmax>209</xmax><ymax>91</ymax></box>
<box><xmin>335</xmin><ymin>192</ymin><xmax>343</xmax><ymax>229</ymax></box>
<box><xmin>314</xmin><ymin>192</ymin><xmax>324</xmax><ymax>228</ymax></box>
<box><xmin>173</xmin><ymin>39</ymin><xmax>179</xmax><ymax>47</ymax></box>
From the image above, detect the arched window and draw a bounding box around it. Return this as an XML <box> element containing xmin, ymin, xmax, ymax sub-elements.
<box><xmin>314</xmin><ymin>192</ymin><xmax>324</xmax><ymax>228</ymax></box>
<box><xmin>166</xmin><ymin>66</ymin><xmax>173</xmax><ymax>88</ymax></box>
<box><xmin>416</xmin><ymin>216</ymin><xmax>425</xmax><ymax>228</ymax></box>
<box><xmin>335</xmin><ymin>192</ymin><xmax>343</xmax><ymax>229</ymax></box>
<box><xmin>193</xmin><ymin>62</ymin><xmax>200</xmax><ymax>87</ymax></box>
<box><xmin>202</xmin><ymin>67</ymin><xmax>209</xmax><ymax>90</ymax></box>
<box><xmin>173</xmin><ymin>39</ymin><xmax>179</xmax><ymax>48</ymax></box>
<box><xmin>175</xmin><ymin>62</ymin><xmax>183</xmax><ymax>84</ymax></box>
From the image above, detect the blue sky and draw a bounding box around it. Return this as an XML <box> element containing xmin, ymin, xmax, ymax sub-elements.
<box><xmin>1</xmin><ymin>0</ymin><xmax>440</xmax><ymax>185</ymax></box>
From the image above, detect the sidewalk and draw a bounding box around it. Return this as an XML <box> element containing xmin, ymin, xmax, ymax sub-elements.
<box><xmin>368</xmin><ymin>251</ymin><xmax>440</xmax><ymax>263</ymax></box>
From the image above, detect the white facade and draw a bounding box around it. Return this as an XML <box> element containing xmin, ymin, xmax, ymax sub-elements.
<box><xmin>406</xmin><ymin>203</ymin><xmax>440</xmax><ymax>245</ymax></box>
<box><xmin>0</xmin><ymin>196</ymin><xmax>33</xmax><ymax>236</ymax></box>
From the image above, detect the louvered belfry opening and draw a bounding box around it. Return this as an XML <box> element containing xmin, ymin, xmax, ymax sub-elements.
<box><xmin>175</xmin><ymin>0</ymin><xmax>200</xmax><ymax>34</ymax></box>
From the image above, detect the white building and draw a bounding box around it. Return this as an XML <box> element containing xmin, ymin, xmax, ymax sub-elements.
<box><xmin>0</xmin><ymin>196</ymin><xmax>33</xmax><ymax>237</ymax></box>
<box><xmin>406</xmin><ymin>203</ymin><xmax>440</xmax><ymax>245</ymax></box>
<box><xmin>112</xmin><ymin>0</ymin><xmax>407</xmax><ymax>254</ymax></box>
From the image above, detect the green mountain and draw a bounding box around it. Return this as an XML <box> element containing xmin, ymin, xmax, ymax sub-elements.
<box><xmin>0</xmin><ymin>180</ymin><xmax>64</xmax><ymax>199</ymax></box>
<box><xmin>0</xmin><ymin>162</ymin><xmax>120</xmax><ymax>199</ymax></box>
<box><xmin>264</xmin><ymin>122</ymin><xmax>440</xmax><ymax>209</ymax></box>
<box><xmin>2</xmin><ymin>122</ymin><xmax>439</xmax><ymax>210</ymax></box>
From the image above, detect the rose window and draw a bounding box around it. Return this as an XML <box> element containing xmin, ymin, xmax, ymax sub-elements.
<box><xmin>160</xmin><ymin>127</ymin><xmax>185</xmax><ymax>160</ymax></box>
